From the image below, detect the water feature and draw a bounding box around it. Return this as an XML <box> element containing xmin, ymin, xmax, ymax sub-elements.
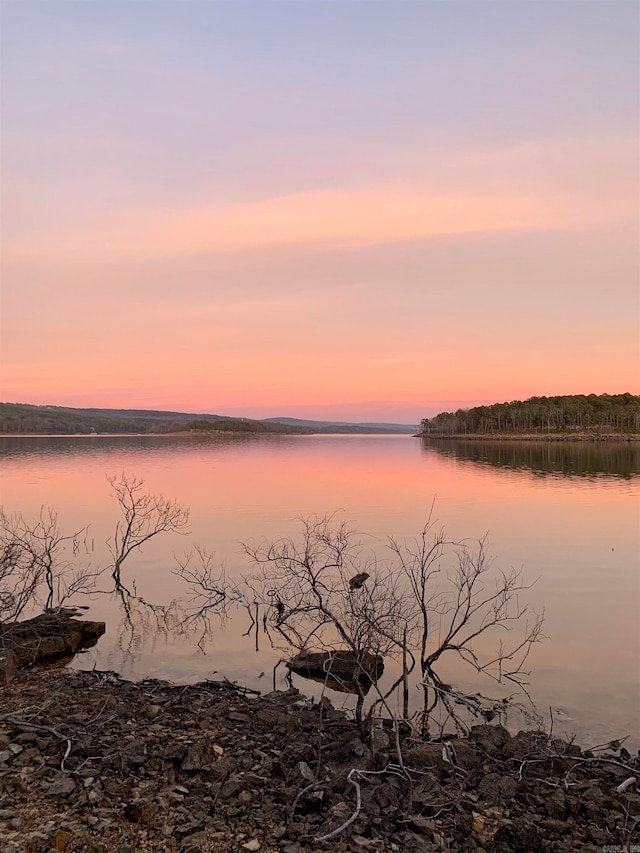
<box><xmin>1</xmin><ymin>433</ymin><xmax>638</xmax><ymax>745</ymax></box>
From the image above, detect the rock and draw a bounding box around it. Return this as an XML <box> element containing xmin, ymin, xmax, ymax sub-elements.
<box><xmin>477</xmin><ymin>773</ymin><xmax>518</xmax><ymax>805</ymax></box>
<box><xmin>175</xmin><ymin>820</ymin><xmax>204</xmax><ymax>837</ymax></box>
<box><xmin>447</xmin><ymin>738</ymin><xmax>483</xmax><ymax>772</ymax></box>
<box><xmin>545</xmin><ymin>789</ymin><xmax>567</xmax><ymax>819</ymax></box>
<box><xmin>219</xmin><ymin>775</ymin><xmax>247</xmax><ymax>799</ymax></box>
<box><xmin>287</xmin><ymin>649</ymin><xmax>384</xmax><ymax>685</ymax></box>
<box><xmin>54</xmin><ymin>829</ymin><xmax>73</xmax><ymax>851</ymax></box>
<box><xmin>0</xmin><ymin>651</ymin><xmax>17</xmax><ymax>685</ymax></box>
<box><xmin>180</xmin><ymin>832</ymin><xmax>211</xmax><ymax>850</ymax></box>
<box><xmin>242</xmin><ymin>840</ymin><xmax>261</xmax><ymax>851</ymax></box>
<box><xmin>0</xmin><ymin>663</ymin><xmax>626</xmax><ymax>853</ymax></box>
<box><xmin>123</xmin><ymin>800</ymin><xmax>159</xmax><ymax>823</ymax></box>
<box><xmin>588</xmin><ymin>826</ymin><xmax>609</xmax><ymax>845</ymax></box>
<box><xmin>372</xmin><ymin>782</ymin><xmax>401</xmax><ymax>811</ymax></box>
<box><xmin>405</xmin><ymin>742</ymin><xmax>446</xmax><ymax>770</ymax></box>
<box><xmin>408</xmin><ymin>816</ymin><xmax>436</xmax><ymax>835</ymax></box>
<box><xmin>0</xmin><ymin>613</ymin><xmax>105</xmax><ymax>684</ymax></box>
<box><xmin>210</xmin><ymin>755</ymin><xmax>238</xmax><ymax>781</ymax></box>
<box><xmin>470</xmin><ymin>724</ymin><xmax>512</xmax><ymax>756</ymax></box>
<box><xmin>181</xmin><ymin>739</ymin><xmax>211</xmax><ymax>771</ymax></box>
<box><xmin>296</xmin><ymin>761</ymin><xmax>315</xmax><ymax>783</ymax></box>
<box><xmin>46</xmin><ymin>774</ymin><xmax>76</xmax><ymax>797</ymax></box>
<box><xmin>502</xmin><ymin>731</ymin><xmax>542</xmax><ymax>760</ymax></box>
<box><xmin>538</xmin><ymin>817</ymin><xmax>569</xmax><ymax>835</ymax></box>
<box><xmin>491</xmin><ymin>819</ymin><xmax>547</xmax><ymax>853</ymax></box>
<box><xmin>580</xmin><ymin>786</ymin><xmax>606</xmax><ymax>819</ymax></box>
<box><xmin>0</xmin><ymin>807</ymin><xmax>17</xmax><ymax>818</ymax></box>
<box><xmin>228</xmin><ymin>711</ymin><xmax>251</xmax><ymax>723</ymax></box>
<box><xmin>472</xmin><ymin>812</ymin><xmax>486</xmax><ymax>833</ymax></box>
<box><xmin>253</xmin><ymin>708</ymin><xmax>294</xmax><ymax>734</ymax></box>
<box><xmin>164</xmin><ymin>742</ymin><xmax>187</xmax><ymax>762</ymax></box>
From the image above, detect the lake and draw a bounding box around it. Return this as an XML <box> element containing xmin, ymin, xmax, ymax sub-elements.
<box><xmin>1</xmin><ymin>433</ymin><xmax>638</xmax><ymax>747</ymax></box>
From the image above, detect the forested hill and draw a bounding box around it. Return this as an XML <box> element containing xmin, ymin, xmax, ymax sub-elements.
<box><xmin>0</xmin><ymin>403</ymin><xmax>311</xmax><ymax>435</ymax></box>
<box><xmin>419</xmin><ymin>394</ymin><xmax>640</xmax><ymax>436</ymax></box>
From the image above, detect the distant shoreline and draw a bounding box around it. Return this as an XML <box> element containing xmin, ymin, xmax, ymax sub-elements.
<box><xmin>417</xmin><ymin>432</ymin><xmax>640</xmax><ymax>442</ymax></box>
<box><xmin>0</xmin><ymin>430</ymin><xmax>308</xmax><ymax>438</ymax></box>
<box><xmin>0</xmin><ymin>431</ymin><xmax>411</xmax><ymax>438</ymax></box>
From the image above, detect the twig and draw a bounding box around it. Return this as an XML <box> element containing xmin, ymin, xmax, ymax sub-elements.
<box><xmin>315</xmin><ymin>768</ymin><xmax>362</xmax><ymax>842</ymax></box>
<box><xmin>290</xmin><ymin>781</ymin><xmax>324</xmax><ymax>820</ymax></box>
<box><xmin>0</xmin><ymin>716</ymin><xmax>73</xmax><ymax>770</ymax></box>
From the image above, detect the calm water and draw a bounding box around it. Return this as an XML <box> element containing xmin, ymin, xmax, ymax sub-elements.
<box><xmin>1</xmin><ymin>434</ymin><xmax>638</xmax><ymax>746</ymax></box>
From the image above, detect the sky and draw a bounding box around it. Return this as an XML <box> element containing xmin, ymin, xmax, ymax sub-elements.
<box><xmin>1</xmin><ymin>0</ymin><xmax>638</xmax><ymax>423</ymax></box>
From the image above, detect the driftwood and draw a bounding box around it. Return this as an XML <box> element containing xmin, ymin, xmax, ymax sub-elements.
<box><xmin>0</xmin><ymin>612</ymin><xmax>105</xmax><ymax>685</ymax></box>
<box><xmin>287</xmin><ymin>650</ymin><xmax>384</xmax><ymax>694</ymax></box>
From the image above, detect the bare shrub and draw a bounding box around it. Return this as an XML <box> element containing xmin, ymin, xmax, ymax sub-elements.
<box><xmin>243</xmin><ymin>513</ymin><xmax>545</xmax><ymax>732</ymax></box>
<box><xmin>242</xmin><ymin>514</ymin><xmax>409</xmax><ymax>724</ymax></box>
<box><xmin>0</xmin><ymin>508</ymin><xmax>98</xmax><ymax>622</ymax></box>
<box><xmin>1</xmin><ymin>474</ymin><xmax>191</xmax><ymax>629</ymax></box>
<box><xmin>388</xmin><ymin>520</ymin><xmax>545</xmax><ymax>732</ymax></box>
<box><xmin>106</xmin><ymin>473</ymin><xmax>190</xmax><ymax>591</ymax></box>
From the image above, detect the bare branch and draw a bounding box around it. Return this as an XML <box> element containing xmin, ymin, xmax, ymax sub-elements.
<box><xmin>106</xmin><ymin>473</ymin><xmax>189</xmax><ymax>590</ymax></box>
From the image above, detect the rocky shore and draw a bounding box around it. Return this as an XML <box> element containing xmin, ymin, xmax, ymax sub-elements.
<box><xmin>0</xmin><ymin>667</ymin><xmax>638</xmax><ymax>853</ymax></box>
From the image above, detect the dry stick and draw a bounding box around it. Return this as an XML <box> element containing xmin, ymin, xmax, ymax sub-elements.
<box><xmin>347</xmin><ymin>655</ymin><xmax>415</xmax><ymax>813</ymax></box>
<box><xmin>1</xmin><ymin>716</ymin><xmax>73</xmax><ymax>771</ymax></box>
<box><xmin>314</xmin><ymin>660</ymin><xmax>336</xmax><ymax>779</ymax></box>
<box><xmin>584</xmin><ymin>735</ymin><xmax>629</xmax><ymax>753</ymax></box>
<box><xmin>615</xmin><ymin>777</ymin><xmax>637</xmax><ymax>794</ymax></box>
<box><xmin>402</xmin><ymin>626</ymin><xmax>409</xmax><ymax>721</ymax></box>
<box><xmin>517</xmin><ymin>750</ymin><xmax>635</xmax><ymax>784</ymax></box>
<box><xmin>318</xmin><ymin>765</ymin><xmax>432</xmax><ymax>841</ymax></box>
<box><xmin>272</xmin><ymin>658</ymin><xmax>284</xmax><ymax>693</ymax></box>
<box><xmin>315</xmin><ymin>768</ymin><xmax>363</xmax><ymax>842</ymax></box>
<box><xmin>625</xmin><ymin>815</ymin><xmax>640</xmax><ymax>845</ymax></box>
<box><xmin>290</xmin><ymin>781</ymin><xmax>324</xmax><ymax>821</ymax></box>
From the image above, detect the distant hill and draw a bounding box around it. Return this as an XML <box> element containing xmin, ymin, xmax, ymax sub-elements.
<box><xmin>0</xmin><ymin>403</ymin><xmax>417</xmax><ymax>436</ymax></box>
<box><xmin>263</xmin><ymin>417</ymin><xmax>417</xmax><ymax>434</ymax></box>
<box><xmin>0</xmin><ymin>403</ymin><xmax>311</xmax><ymax>436</ymax></box>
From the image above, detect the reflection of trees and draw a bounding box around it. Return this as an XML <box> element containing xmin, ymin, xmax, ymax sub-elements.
<box><xmin>421</xmin><ymin>438</ymin><xmax>640</xmax><ymax>479</ymax></box>
<box><xmin>0</xmin><ymin>433</ymin><xmax>300</xmax><ymax>462</ymax></box>
<box><xmin>112</xmin><ymin>543</ymin><xmax>239</xmax><ymax>664</ymax></box>
<box><xmin>112</xmin><ymin>587</ymin><xmax>183</xmax><ymax>666</ymax></box>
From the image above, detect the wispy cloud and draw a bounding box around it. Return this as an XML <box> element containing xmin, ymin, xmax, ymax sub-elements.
<box><xmin>7</xmin><ymin>186</ymin><xmax>631</xmax><ymax>265</ymax></box>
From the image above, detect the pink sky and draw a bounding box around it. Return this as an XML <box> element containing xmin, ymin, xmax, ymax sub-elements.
<box><xmin>1</xmin><ymin>3</ymin><xmax>638</xmax><ymax>422</ymax></box>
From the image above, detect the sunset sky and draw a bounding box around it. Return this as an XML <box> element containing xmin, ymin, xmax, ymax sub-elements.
<box><xmin>1</xmin><ymin>1</ymin><xmax>638</xmax><ymax>423</ymax></box>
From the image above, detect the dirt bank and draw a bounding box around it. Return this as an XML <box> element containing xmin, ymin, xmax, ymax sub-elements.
<box><xmin>1</xmin><ymin>667</ymin><xmax>638</xmax><ymax>853</ymax></box>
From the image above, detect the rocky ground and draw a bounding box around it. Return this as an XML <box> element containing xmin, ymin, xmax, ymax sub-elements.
<box><xmin>0</xmin><ymin>667</ymin><xmax>638</xmax><ymax>853</ymax></box>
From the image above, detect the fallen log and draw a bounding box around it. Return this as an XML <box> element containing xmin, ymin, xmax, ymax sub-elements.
<box><xmin>0</xmin><ymin>612</ymin><xmax>105</xmax><ymax>685</ymax></box>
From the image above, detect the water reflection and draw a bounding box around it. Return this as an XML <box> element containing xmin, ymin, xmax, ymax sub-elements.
<box><xmin>0</xmin><ymin>433</ymin><xmax>302</xmax><ymax>462</ymax></box>
<box><xmin>421</xmin><ymin>438</ymin><xmax>640</xmax><ymax>479</ymax></box>
<box><xmin>1</xmin><ymin>434</ymin><xmax>638</xmax><ymax>747</ymax></box>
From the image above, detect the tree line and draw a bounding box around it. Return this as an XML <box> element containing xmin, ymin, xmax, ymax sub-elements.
<box><xmin>419</xmin><ymin>393</ymin><xmax>640</xmax><ymax>436</ymax></box>
<box><xmin>0</xmin><ymin>403</ymin><xmax>310</xmax><ymax>436</ymax></box>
